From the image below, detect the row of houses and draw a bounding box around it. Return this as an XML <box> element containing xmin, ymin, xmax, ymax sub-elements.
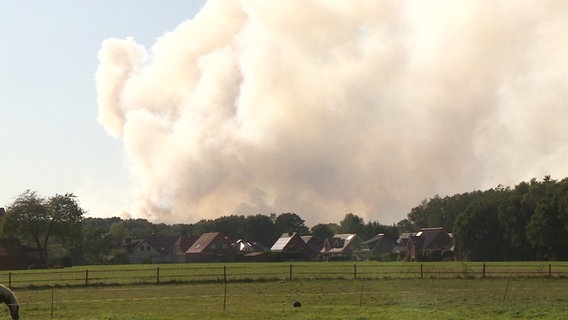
<box><xmin>123</xmin><ymin>227</ymin><xmax>454</xmax><ymax>264</ymax></box>
<box><xmin>0</xmin><ymin>227</ymin><xmax>454</xmax><ymax>269</ymax></box>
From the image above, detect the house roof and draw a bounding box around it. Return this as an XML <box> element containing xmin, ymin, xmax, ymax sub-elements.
<box><xmin>271</xmin><ymin>233</ymin><xmax>296</xmax><ymax>251</ymax></box>
<box><xmin>145</xmin><ymin>235</ymin><xmax>179</xmax><ymax>254</ymax></box>
<box><xmin>325</xmin><ymin>234</ymin><xmax>361</xmax><ymax>253</ymax></box>
<box><xmin>234</xmin><ymin>239</ymin><xmax>253</xmax><ymax>252</ymax></box>
<box><xmin>186</xmin><ymin>232</ymin><xmax>231</xmax><ymax>254</ymax></box>
<box><xmin>301</xmin><ymin>236</ymin><xmax>324</xmax><ymax>253</ymax></box>
<box><xmin>415</xmin><ymin>227</ymin><xmax>451</xmax><ymax>250</ymax></box>
<box><xmin>173</xmin><ymin>235</ymin><xmax>199</xmax><ymax>254</ymax></box>
<box><xmin>271</xmin><ymin>232</ymin><xmax>308</xmax><ymax>252</ymax></box>
<box><xmin>361</xmin><ymin>234</ymin><xmax>384</xmax><ymax>245</ymax></box>
<box><xmin>123</xmin><ymin>235</ymin><xmax>180</xmax><ymax>254</ymax></box>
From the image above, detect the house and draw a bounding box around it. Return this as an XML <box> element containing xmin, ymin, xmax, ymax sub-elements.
<box><xmin>271</xmin><ymin>232</ymin><xmax>311</xmax><ymax>261</ymax></box>
<box><xmin>355</xmin><ymin>233</ymin><xmax>397</xmax><ymax>261</ymax></box>
<box><xmin>172</xmin><ymin>233</ymin><xmax>200</xmax><ymax>261</ymax></box>
<box><xmin>0</xmin><ymin>238</ymin><xmax>39</xmax><ymax>269</ymax></box>
<box><xmin>393</xmin><ymin>227</ymin><xmax>454</xmax><ymax>261</ymax></box>
<box><xmin>393</xmin><ymin>232</ymin><xmax>416</xmax><ymax>261</ymax></box>
<box><xmin>124</xmin><ymin>234</ymin><xmax>191</xmax><ymax>264</ymax></box>
<box><xmin>322</xmin><ymin>234</ymin><xmax>362</xmax><ymax>260</ymax></box>
<box><xmin>185</xmin><ymin>232</ymin><xmax>236</xmax><ymax>262</ymax></box>
<box><xmin>301</xmin><ymin>236</ymin><xmax>325</xmax><ymax>260</ymax></box>
<box><xmin>412</xmin><ymin>227</ymin><xmax>454</xmax><ymax>261</ymax></box>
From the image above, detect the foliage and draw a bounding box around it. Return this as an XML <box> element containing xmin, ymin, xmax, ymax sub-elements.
<box><xmin>339</xmin><ymin>213</ymin><xmax>364</xmax><ymax>234</ymax></box>
<box><xmin>410</xmin><ymin>176</ymin><xmax>568</xmax><ymax>261</ymax></box>
<box><xmin>274</xmin><ymin>212</ymin><xmax>309</xmax><ymax>235</ymax></box>
<box><xmin>2</xmin><ymin>190</ymin><xmax>85</xmax><ymax>267</ymax></box>
<box><xmin>310</xmin><ymin>223</ymin><xmax>339</xmax><ymax>238</ymax></box>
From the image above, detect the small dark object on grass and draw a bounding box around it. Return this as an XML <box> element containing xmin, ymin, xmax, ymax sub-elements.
<box><xmin>293</xmin><ymin>301</ymin><xmax>301</xmax><ymax>307</ymax></box>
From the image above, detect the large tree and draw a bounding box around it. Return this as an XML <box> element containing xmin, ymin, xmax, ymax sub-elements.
<box><xmin>274</xmin><ymin>212</ymin><xmax>309</xmax><ymax>235</ymax></box>
<box><xmin>2</xmin><ymin>190</ymin><xmax>85</xmax><ymax>267</ymax></box>
<box><xmin>339</xmin><ymin>213</ymin><xmax>364</xmax><ymax>234</ymax></box>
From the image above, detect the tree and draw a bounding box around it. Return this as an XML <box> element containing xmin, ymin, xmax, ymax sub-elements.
<box><xmin>310</xmin><ymin>223</ymin><xmax>339</xmax><ymax>239</ymax></box>
<box><xmin>453</xmin><ymin>189</ymin><xmax>506</xmax><ymax>261</ymax></box>
<box><xmin>2</xmin><ymin>190</ymin><xmax>85</xmax><ymax>267</ymax></box>
<box><xmin>244</xmin><ymin>214</ymin><xmax>277</xmax><ymax>246</ymax></box>
<box><xmin>274</xmin><ymin>213</ymin><xmax>309</xmax><ymax>235</ymax></box>
<box><xmin>339</xmin><ymin>213</ymin><xmax>364</xmax><ymax>234</ymax></box>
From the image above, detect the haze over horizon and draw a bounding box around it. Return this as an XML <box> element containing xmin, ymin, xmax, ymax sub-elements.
<box><xmin>95</xmin><ymin>0</ymin><xmax>568</xmax><ymax>227</ymax></box>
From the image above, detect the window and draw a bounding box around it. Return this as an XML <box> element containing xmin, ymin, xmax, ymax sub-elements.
<box><xmin>210</xmin><ymin>243</ymin><xmax>216</xmax><ymax>249</ymax></box>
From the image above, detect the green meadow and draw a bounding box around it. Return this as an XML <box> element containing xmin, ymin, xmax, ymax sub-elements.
<box><xmin>9</xmin><ymin>278</ymin><xmax>568</xmax><ymax>319</ymax></box>
<box><xmin>4</xmin><ymin>261</ymin><xmax>568</xmax><ymax>288</ymax></box>
<box><xmin>2</xmin><ymin>262</ymin><xmax>568</xmax><ymax>319</ymax></box>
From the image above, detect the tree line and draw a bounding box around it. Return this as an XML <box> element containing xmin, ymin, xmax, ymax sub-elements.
<box><xmin>2</xmin><ymin>176</ymin><xmax>567</xmax><ymax>266</ymax></box>
<box><xmin>0</xmin><ymin>191</ymin><xmax>397</xmax><ymax>266</ymax></box>
<box><xmin>402</xmin><ymin>176</ymin><xmax>568</xmax><ymax>261</ymax></box>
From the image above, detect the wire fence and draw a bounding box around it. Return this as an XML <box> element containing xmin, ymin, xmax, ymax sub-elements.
<box><xmin>3</xmin><ymin>262</ymin><xmax>568</xmax><ymax>289</ymax></box>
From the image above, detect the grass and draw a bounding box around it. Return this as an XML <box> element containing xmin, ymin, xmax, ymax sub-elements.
<box><xmin>4</xmin><ymin>261</ymin><xmax>568</xmax><ymax>288</ymax></box>
<box><xmin>7</xmin><ymin>277</ymin><xmax>568</xmax><ymax>319</ymax></box>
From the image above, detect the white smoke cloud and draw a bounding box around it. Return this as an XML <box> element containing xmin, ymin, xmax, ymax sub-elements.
<box><xmin>96</xmin><ymin>0</ymin><xmax>568</xmax><ymax>226</ymax></box>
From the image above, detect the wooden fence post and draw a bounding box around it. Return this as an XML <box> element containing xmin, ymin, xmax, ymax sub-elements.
<box><xmin>157</xmin><ymin>267</ymin><xmax>160</xmax><ymax>284</ymax></box>
<box><xmin>289</xmin><ymin>264</ymin><xmax>293</xmax><ymax>281</ymax></box>
<box><xmin>420</xmin><ymin>264</ymin><xmax>423</xmax><ymax>279</ymax></box>
<box><xmin>8</xmin><ymin>272</ymin><xmax>11</xmax><ymax>288</ymax></box>
<box><xmin>223</xmin><ymin>266</ymin><xmax>227</xmax><ymax>311</ymax></box>
<box><xmin>85</xmin><ymin>269</ymin><xmax>89</xmax><ymax>286</ymax></box>
<box><xmin>354</xmin><ymin>264</ymin><xmax>357</xmax><ymax>280</ymax></box>
<box><xmin>549</xmin><ymin>264</ymin><xmax>552</xmax><ymax>278</ymax></box>
<box><xmin>482</xmin><ymin>264</ymin><xmax>486</xmax><ymax>278</ymax></box>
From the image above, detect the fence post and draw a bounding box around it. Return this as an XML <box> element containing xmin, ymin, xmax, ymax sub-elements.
<box><xmin>157</xmin><ymin>267</ymin><xmax>160</xmax><ymax>284</ymax></box>
<box><xmin>420</xmin><ymin>264</ymin><xmax>423</xmax><ymax>279</ymax></box>
<box><xmin>224</xmin><ymin>265</ymin><xmax>227</xmax><ymax>283</ymax></box>
<box><xmin>354</xmin><ymin>264</ymin><xmax>357</xmax><ymax>280</ymax></box>
<box><xmin>482</xmin><ymin>264</ymin><xmax>486</xmax><ymax>278</ymax></box>
<box><xmin>289</xmin><ymin>264</ymin><xmax>293</xmax><ymax>281</ymax></box>
<box><xmin>8</xmin><ymin>272</ymin><xmax>11</xmax><ymax>288</ymax></box>
<box><xmin>85</xmin><ymin>269</ymin><xmax>89</xmax><ymax>286</ymax></box>
<box><xmin>549</xmin><ymin>264</ymin><xmax>552</xmax><ymax>278</ymax></box>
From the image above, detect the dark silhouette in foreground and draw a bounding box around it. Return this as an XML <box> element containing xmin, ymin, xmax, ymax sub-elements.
<box><xmin>0</xmin><ymin>284</ymin><xmax>19</xmax><ymax>320</ymax></box>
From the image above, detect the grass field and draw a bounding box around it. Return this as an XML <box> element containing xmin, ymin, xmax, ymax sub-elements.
<box><xmin>2</xmin><ymin>262</ymin><xmax>568</xmax><ymax>319</ymax></box>
<box><xmin>6</xmin><ymin>276</ymin><xmax>568</xmax><ymax>319</ymax></box>
<box><xmin>3</xmin><ymin>261</ymin><xmax>568</xmax><ymax>288</ymax></box>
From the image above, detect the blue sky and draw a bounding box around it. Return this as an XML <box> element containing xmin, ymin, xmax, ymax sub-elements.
<box><xmin>0</xmin><ymin>1</ymin><xmax>206</xmax><ymax>218</ymax></box>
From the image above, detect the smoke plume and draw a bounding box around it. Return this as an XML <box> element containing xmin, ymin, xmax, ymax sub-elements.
<box><xmin>96</xmin><ymin>0</ymin><xmax>568</xmax><ymax>226</ymax></box>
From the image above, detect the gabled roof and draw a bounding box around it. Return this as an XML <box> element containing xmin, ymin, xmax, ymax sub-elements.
<box><xmin>173</xmin><ymin>235</ymin><xmax>199</xmax><ymax>254</ymax></box>
<box><xmin>301</xmin><ymin>236</ymin><xmax>324</xmax><ymax>253</ymax></box>
<box><xmin>144</xmin><ymin>235</ymin><xmax>179</xmax><ymax>254</ymax></box>
<box><xmin>234</xmin><ymin>239</ymin><xmax>254</xmax><ymax>252</ymax></box>
<box><xmin>123</xmin><ymin>239</ymin><xmax>145</xmax><ymax>253</ymax></box>
<box><xmin>186</xmin><ymin>232</ymin><xmax>232</xmax><ymax>254</ymax></box>
<box><xmin>361</xmin><ymin>233</ymin><xmax>384</xmax><ymax>245</ymax></box>
<box><xmin>271</xmin><ymin>233</ymin><xmax>296</xmax><ymax>251</ymax></box>
<box><xmin>123</xmin><ymin>235</ymin><xmax>179</xmax><ymax>255</ymax></box>
<box><xmin>361</xmin><ymin>233</ymin><xmax>397</xmax><ymax>252</ymax></box>
<box><xmin>271</xmin><ymin>232</ymin><xmax>307</xmax><ymax>252</ymax></box>
<box><xmin>415</xmin><ymin>227</ymin><xmax>452</xmax><ymax>250</ymax></box>
<box><xmin>325</xmin><ymin>234</ymin><xmax>361</xmax><ymax>253</ymax></box>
